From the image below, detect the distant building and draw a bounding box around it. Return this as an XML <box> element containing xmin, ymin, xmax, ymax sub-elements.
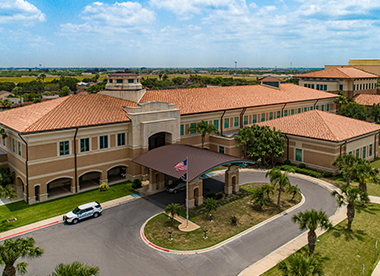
<box><xmin>326</xmin><ymin>59</ymin><xmax>380</xmax><ymax>76</ymax></box>
<box><xmin>295</xmin><ymin>67</ymin><xmax>378</xmax><ymax>98</ymax></box>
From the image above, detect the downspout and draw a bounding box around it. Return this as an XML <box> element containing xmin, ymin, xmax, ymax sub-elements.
<box><xmin>314</xmin><ymin>99</ymin><xmax>319</xmax><ymax>109</ymax></box>
<box><xmin>18</xmin><ymin>134</ymin><xmax>28</xmax><ymax>204</ymax></box>
<box><xmin>73</xmin><ymin>128</ymin><xmax>78</xmax><ymax>194</ymax></box>
<box><xmin>220</xmin><ymin>110</ymin><xmax>226</xmax><ymax>136</ymax></box>
<box><xmin>284</xmin><ymin>134</ymin><xmax>290</xmax><ymax>160</ymax></box>
<box><xmin>281</xmin><ymin>103</ymin><xmax>287</xmax><ymax>117</ymax></box>
<box><xmin>240</xmin><ymin>108</ymin><xmax>247</xmax><ymax>128</ymax></box>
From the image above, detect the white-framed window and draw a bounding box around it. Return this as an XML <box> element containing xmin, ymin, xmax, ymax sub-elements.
<box><xmin>80</xmin><ymin>138</ymin><xmax>90</xmax><ymax>152</ymax></box>
<box><xmin>99</xmin><ymin>136</ymin><xmax>108</xmax><ymax>149</ymax></box>
<box><xmin>117</xmin><ymin>133</ymin><xmax>126</xmax><ymax>146</ymax></box>
<box><xmin>59</xmin><ymin>141</ymin><xmax>69</xmax><ymax>156</ymax></box>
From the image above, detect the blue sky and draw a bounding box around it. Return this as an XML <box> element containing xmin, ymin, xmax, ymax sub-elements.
<box><xmin>1</xmin><ymin>0</ymin><xmax>380</xmax><ymax>68</ymax></box>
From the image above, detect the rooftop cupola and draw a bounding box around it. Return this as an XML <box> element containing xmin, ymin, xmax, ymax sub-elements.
<box><xmin>100</xmin><ymin>72</ymin><xmax>146</xmax><ymax>102</ymax></box>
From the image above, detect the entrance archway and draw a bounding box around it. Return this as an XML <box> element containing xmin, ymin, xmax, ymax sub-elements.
<box><xmin>79</xmin><ymin>171</ymin><xmax>101</xmax><ymax>191</ymax></box>
<box><xmin>107</xmin><ymin>166</ymin><xmax>127</xmax><ymax>183</ymax></box>
<box><xmin>15</xmin><ymin>177</ymin><xmax>24</xmax><ymax>199</ymax></box>
<box><xmin>47</xmin><ymin>177</ymin><xmax>72</xmax><ymax>199</ymax></box>
<box><xmin>148</xmin><ymin>132</ymin><xmax>172</xmax><ymax>150</ymax></box>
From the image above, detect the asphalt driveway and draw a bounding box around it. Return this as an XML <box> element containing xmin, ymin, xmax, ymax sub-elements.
<box><xmin>19</xmin><ymin>170</ymin><xmax>337</xmax><ymax>276</ymax></box>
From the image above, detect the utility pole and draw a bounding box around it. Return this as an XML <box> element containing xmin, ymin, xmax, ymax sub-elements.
<box><xmin>234</xmin><ymin>61</ymin><xmax>237</xmax><ymax>75</ymax></box>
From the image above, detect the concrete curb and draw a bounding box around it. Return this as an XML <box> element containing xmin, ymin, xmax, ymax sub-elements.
<box><xmin>0</xmin><ymin>193</ymin><xmax>142</xmax><ymax>241</ymax></box>
<box><xmin>140</xmin><ymin>193</ymin><xmax>306</xmax><ymax>255</ymax></box>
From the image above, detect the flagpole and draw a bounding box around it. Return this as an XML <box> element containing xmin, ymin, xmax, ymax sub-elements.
<box><xmin>186</xmin><ymin>156</ymin><xmax>189</xmax><ymax>228</ymax></box>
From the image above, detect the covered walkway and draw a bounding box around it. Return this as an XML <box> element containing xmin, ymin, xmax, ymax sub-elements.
<box><xmin>132</xmin><ymin>144</ymin><xmax>254</xmax><ymax>207</ymax></box>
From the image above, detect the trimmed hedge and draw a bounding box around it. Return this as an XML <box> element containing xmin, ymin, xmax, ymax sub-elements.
<box><xmin>278</xmin><ymin>165</ymin><xmax>322</xmax><ymax>178</ymax></box>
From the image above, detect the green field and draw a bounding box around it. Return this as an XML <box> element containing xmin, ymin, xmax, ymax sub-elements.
<box><xmin>0</xmin><ymin>181</ymin><xmax>134</xmax><ymax>233</ymax></box>
<box><xmin>263</xmin><ymin>203</ymin><xmax>380</xmax><ymax>276</ymax></box>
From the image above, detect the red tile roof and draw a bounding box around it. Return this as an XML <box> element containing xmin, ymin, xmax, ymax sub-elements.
<box><xmin>295</xmin><ymin>67</ymin><xmax>378</xmax><ymax>79</ymax></box>
<box><xmin>140</xmin><ymin>84</ymin><xmax>337</xmax><ymax>115</ymax></box>
<box><xmin>258</xmin><ymin>110</ymin><xmax>380</xmax><ymax>142</ymax></box>
<box><xmin>0</xmin><ymin>84</ymin><xmax>337</xmax><ymax>133</ymax></box>
<box><xmin>354</xmin><ymin>94</ymin><xmax>380</xmax><ymax>106</ymax></box>
<box><xmin>260</xmin><ymin>76</ymin><xmax>280</xmax><ymax>82</ymax></box>
<box><xmin>0</xmin><ymin>94</ymin><xmax>137</xmax><ymax>133</ymax></box>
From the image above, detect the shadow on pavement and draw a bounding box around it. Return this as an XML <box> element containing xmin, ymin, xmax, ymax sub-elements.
<box><xmin>141</xmin><ymin>178</ymin><xmax>225</xmax><ymax>209</ymax></box>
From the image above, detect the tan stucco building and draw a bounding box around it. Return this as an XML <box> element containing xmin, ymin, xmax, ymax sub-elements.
<box><xmin>295</xmin><ymin>67</ymin><xmax>379</xmax><ymax>98</ymax></box>
<box><xmin>0</xmin><ymin>72</ymin><xmax>352</xmax><ymax>204</ymax></box>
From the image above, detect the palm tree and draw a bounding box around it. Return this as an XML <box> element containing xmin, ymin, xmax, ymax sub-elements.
<box><xmin>0</xmin><ymin>237</ymin><xmax>43</xmax><ymax>276</ymax></box>
<box><xmin>203</xmin><ymin>197</ymin><xmax>217</xmax><ymax>219</ymax></box>
<box><xmin>354</xmin><ymin>160</ymin><xmax>380</xmax><ymax>193</ymax></box>
<box><xmin>251</xmin><ymin>187</ymin><xmax>269</xmax><ymax>210</ymax></box>
<box><xmin>189</xmin><ymin>120</ymin><xmax>220</xmax><ymax>148</ymax></box>
<box><xmin>287</xmin><ymin>184</ymin><xmax>300</xmax><ymax>201</ymax></box>
<box><xmin>332</xmin><ymin>187</ymin><xmax>369</xmax><ymax>230</ymax></box>
<box><xmin>165</xmin><ymin>203</ymin><xmax>181</xmax><ymax>223</ymax></box>
<box><xmin>266</xmin><ymin>167</ymin><xmax>295</xmax><ymax>207</ymax></box>
<box><xmin>0</xmin><ymin>184</ymin><xmax>17</xmax><ymax>200</ymax></box>
<box><xmin>332</xmin><ymin>154</ymin><xmax>358</xmax><ymax>187</ymax></box>
<box><xmin>262</xmin><ymin>184</ymin><xmax>274</xmax><ymax>201</ymax></box>
<box><xmin>279</xmin><ymin>252</ymin><xmax>324</xmax><ymax>276</ymax></box>
<box><xmin>292</xmin><ymin>209</ymin><xmax>332</xmax><ymax>255</ymax></box>
<box><xmin>52</xmin><ymin>261</ymin><xmax>99</xmax><ymax>276</ymax></box>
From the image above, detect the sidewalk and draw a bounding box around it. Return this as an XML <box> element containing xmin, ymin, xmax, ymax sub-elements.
<box><xmin>240</xmin><ymin>192</ymin><xmax>380</xmax><ymax>276</ymax></box>
<box><xmin>0</xmin><ymin>193</ymin><xmax>141</xmax><ymax>241</ymax></box>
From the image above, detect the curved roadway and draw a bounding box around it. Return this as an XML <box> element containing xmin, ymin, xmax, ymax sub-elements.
<box><xmin>21</xmin><ymin>170</ymin><xmax>337</xmax><ymax>276</ymax></box>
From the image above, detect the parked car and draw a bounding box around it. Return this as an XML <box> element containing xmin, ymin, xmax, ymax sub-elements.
<box><xmin>63</xmin><ymin>201</ymin><xmax>103</xmax><ymax>224</ymax></box>
<box><xmin>166</xmin><ymin>179</ymin><xmax>186</xmax><ymax>194</ymax></box>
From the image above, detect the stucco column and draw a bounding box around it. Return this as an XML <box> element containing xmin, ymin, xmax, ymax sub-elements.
<box><xmin>195</xmin><ymin>179</ymin><xmax>203</xmax><ymax>206</ymax></box>
<box><xmin>148</xmin><ymin>169</ymin><xmax>157</xmax><ymax>192</ymax></box>
<box><xmin>224</xmin><ymin>167</ymin><xmax>233</xmax><ymax>194</ymax></box>
<box><xmin>99</xmin><ymin>171</ymin><xmax>108</xmax><ymax>185</ymax></box>
<box><xmin>157</xmin><ymin>173</ymin><xmax>165</xmax><ymax>190</ymax></box>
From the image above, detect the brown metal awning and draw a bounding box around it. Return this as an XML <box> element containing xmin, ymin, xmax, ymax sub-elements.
<box><xmin>132</xmin><ymin>144</ymin><xmax>254</xmax><ymax>182</ymax></box>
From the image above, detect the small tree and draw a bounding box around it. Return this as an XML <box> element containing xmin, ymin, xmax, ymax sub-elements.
<box><xmin>52</xmin><ymin>261</ymin><xmax>99</xmax><ymax>276</ymax></box>
<box><xmin>59</xmin><ymin>86</ymin><xmax>71</xmax><ymax>97</ymax></box>
<box><xmin>261</xmin><ymin>184</ymin><xmax>274</xmax><ymax>201</ymax></box>
<box><xmin>332</xmin><ymin>154</ymin><xmax>359</xmax><ymax>187</ymax></box>
<box><xmin>332</xmin><ymin>187</ymin><xmax>369</xmax><ymax>230</ymax></box>
<box><xmin>189</xmin><ymin>120</ymin><xmax>220</xmax><ymax>148</ymax></box>
<box><xmin>203</xmin><ymin>197</ymin><xmax>217</xmax><ymax>219</ymax></box>
<box><xmin>165</xmin><ymin>203</ymin><xmax>180</xmax><ymax>223</ymax></box>
<box><xmin>0</xmin><ymin>237</ymin><xmax>44</xmax><ymax>276</ymax></box>
<box><xmin>292</xmin><ymin>209</ymin><xmax>332</xmax><ymax>255</ymax></box>
<box><xmin>251</xmin><ymin>187</ymin><xmax>269</xmax><ymax>210</ymax></box>
<box><xmin>340</xmin><ymin>103</ymin><xmax>367</xmax><ymax>121</ymax></box>
<box><xmin>368</xmin><ymin>103</ymin><xmax>380</xmax><ymax>122</ymax></box>
<box><xmin>279</xmin><ymin>252</ymin><xmax>324</xmax><ymax>276</ymax></box>
<box><xmin>287</xmin><ymin>184</ymin><xmax>300</xmax><ymax>201</ymax></box>
<box><xmin>266</xmin><ymin>167</ymin><xmax>295</xmax><ymax>207</ymax></box>
<box><xmin>353</xmin><ymin>160</ymin><xmax>380</xmax><ymax>194</ymax></box>
<box><xmin>234</xmin><ymin>127</ymin><xmax>252</xmax><ymax>158</ymax></box>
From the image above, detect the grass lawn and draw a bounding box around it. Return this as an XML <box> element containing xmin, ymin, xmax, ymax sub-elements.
<box><xmin>322</xmin><ymin>176</ymin><xmax>380</xmax><ymax>197</ymax></box>
<box><xmin>144</xmin><ymin>183</ymin><xmax>301</xmax><ymax>251</ymax></box>
<box><xmin>0</xmin><ymin>181</ymin><xmax>134</xmax><ymax>233</ymax></box>
<box><xmin>263</xmin><ymin>203</ymin><xmax>380</xmax><ymax>276</ymax></box>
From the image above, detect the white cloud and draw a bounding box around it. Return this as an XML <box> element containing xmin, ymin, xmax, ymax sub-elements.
<box><xmin>60</xmin><ymin>1</ymin><xmax>155</xmax><ymax>38</ymax></box>
<box><xmin>249</xmin><ymin>2</ymin><xmax>257</xmax><ymax>9</ymax></box>
<box><xmin>150</xmin><ymin>0</ymin><xmax>241</xmax><ymax>16</ymax></box>
<box><xmin>0</xmin><ymin>0</ymin><xmax>46</xmax><ymax>24</ymax></box>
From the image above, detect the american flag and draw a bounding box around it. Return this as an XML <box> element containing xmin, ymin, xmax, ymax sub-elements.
<box><xmin>174</xmin><ymin>159</ymin><xmax>187</xmax><ymax>172</ymax></box>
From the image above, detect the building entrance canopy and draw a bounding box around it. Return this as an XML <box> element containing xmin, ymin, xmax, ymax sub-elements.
<box><xmin>132</xmin><ymin>144</ymin><xmax>254</xmax><ymax>182</ymax></box>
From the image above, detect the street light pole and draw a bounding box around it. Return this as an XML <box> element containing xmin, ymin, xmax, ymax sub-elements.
<box><xmin>186</xmin><ymin>156</ymin><xmax>189</xmax><ymax>228</ymax></box>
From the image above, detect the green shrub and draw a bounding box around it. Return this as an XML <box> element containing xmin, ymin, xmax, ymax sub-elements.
<box><xmin>207</xmin><ymin>192</ymin><xmax>216</xmax><ymax>199</ymax></box>
<box><xmin>99</xmin><ymin>182</ymin><xmax>109</xmax><ymax>192</ymax></box>
<box><xmin>323</xmin><ymin>172</ymin><xmax>333</xmax><ymax>177</ymax></box>
<box><xmin>284</xmin><ymin>159</ymin><xmax>291</xmax><ymax>165</ymax></box>
<box><xmin>278</xmin><ymin>165</ymin><xmax>322</xmax><ymax>178</ymax></box>
<box><xmin>216</xmin><ymin>193</ymin><xmax>223</xmax><ymax>200</ymax></box>
<box><xmin>230</xmin><ymin>215</ymin><xmax>238</xmax><ymax>226</ymax></box>
<box><xmin>132</xmin><ymin>179</ymin><xmax>142</xmax><ymax>189</ymax></box>
<box><xmin>298</xmin><ymin>163</ymin><xmax>306</xmax><ymax>169</ymax></box>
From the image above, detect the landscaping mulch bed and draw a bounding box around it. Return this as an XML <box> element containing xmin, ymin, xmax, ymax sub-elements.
<box><xmin>144</xmin><ymin>183</ymin><xmax>301</xmax><ymax>250</ymax></box>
